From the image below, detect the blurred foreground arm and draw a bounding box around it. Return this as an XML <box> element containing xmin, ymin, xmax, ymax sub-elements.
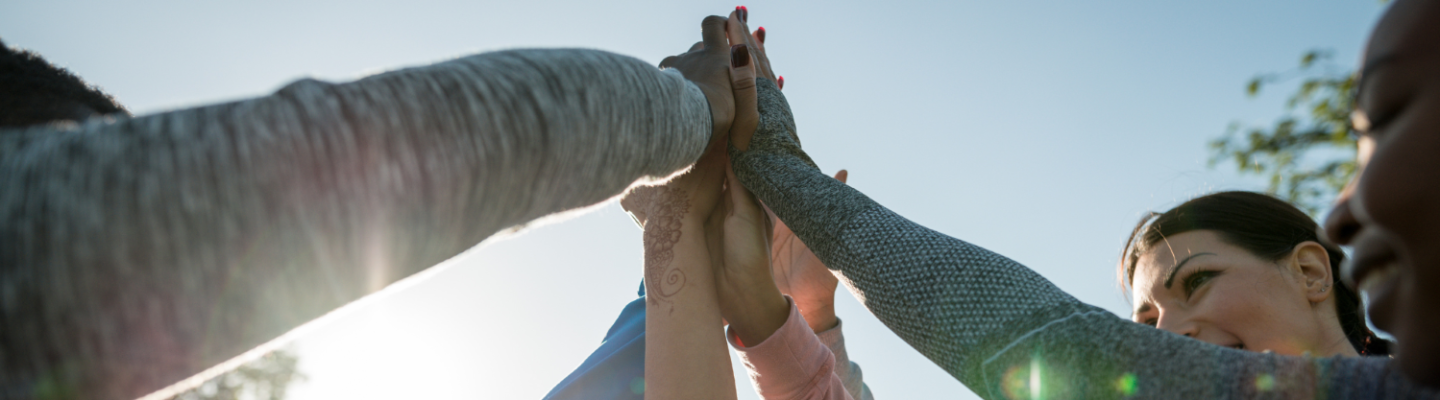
<box><xmin>0</xmin><ymin>48</ymin><xmax>714</xmax><ymax>399</ymax></box>
<box><xmin>726</xmin><ymin>61</ymin><xmax>1426</xmax><ymax>400</ymax></box>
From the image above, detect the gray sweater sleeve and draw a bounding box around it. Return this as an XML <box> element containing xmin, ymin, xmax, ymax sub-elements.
<box><xmin>730</xmin><ymin>79</ymin><xmax>1439</xmax><ymax>399</ymax></box>
<box><xmin>0</xmin><ymin>48</ymin><xmax>710</xmax><ymax>400</ymax></box>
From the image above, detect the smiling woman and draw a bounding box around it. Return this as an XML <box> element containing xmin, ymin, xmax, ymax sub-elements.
<box><xmin>1120</xmin><ymin>191</ymin><xmax>1386</xmax><ymax>356</ymax></box>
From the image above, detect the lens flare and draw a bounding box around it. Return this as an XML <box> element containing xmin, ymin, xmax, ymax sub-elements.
<box><xmin>1255</xmin><ymin>373</ymin><xmax>1275</xmax><ymax>392</ymax></box>
<box><xmin>1029</xmin><ymin>357</ymin><xmax>1042</xmax><ymax>400</ymax></box>
<box><xmin>1115</xmin><ymin>373</ymin><xmax>1138</xmax><ymax>397</ymax></box>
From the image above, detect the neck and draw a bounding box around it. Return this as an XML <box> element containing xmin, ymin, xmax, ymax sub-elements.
<box><xmin>1311</xmin><ymin>300</ymin><xmax>1360</xmax><ymax>357</ymax></box>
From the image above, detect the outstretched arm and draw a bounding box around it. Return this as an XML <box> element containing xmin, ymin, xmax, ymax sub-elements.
<box><xmin>0</xmin><ymin>41</ymin><xmax>725</xmax><ymax>400</ymax></box>
<box><xmin>728</xmin><ymin>77</ymin><xmax>1425</xmax><ymax>399</ymax></box>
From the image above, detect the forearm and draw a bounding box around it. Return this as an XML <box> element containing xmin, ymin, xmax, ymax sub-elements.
<box><xmin>729</xmin><ymin>80</ymin><xmax>1080</xmax><ymax>383</ymax></box>
<box><xmin>0</xmin><ymin>48</ymin><xmax>710</xmax><ymax>400</ymax></box>
<box><xmin>644</xmin><ymin>215</ymin><xmax>735</xmax><ymax>400</ymax></box>
<box><xmin>730</xmin><ymin>300</ymin><xmax>852</xmax><ymax>400</ymax></box>
<box><xmin>721</xmin><ymin>82</ymin><xmax>1430</xmax><ymax>399</ymax></box>
<box><xmin>716</xmin><ymin>264</ymin><xmax>789</xmax><ymax>347</ymax></box>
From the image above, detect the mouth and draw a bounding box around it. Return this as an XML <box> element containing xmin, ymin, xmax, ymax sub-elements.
<box><xmin>1355</xmin><ymin>262</ymin><xmax>1400</xmax><ymax>296</ymax></box>
<box><xmin>1344</xmin><ymin>240</ymin><xmax>1402</xmax><ymax>333</ymax></box>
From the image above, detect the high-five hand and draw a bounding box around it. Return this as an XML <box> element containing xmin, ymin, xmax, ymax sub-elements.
<box><xmin>771</xmin><ymin>170</ymin><xmax>849</xmax><ymax>333</ymax></box>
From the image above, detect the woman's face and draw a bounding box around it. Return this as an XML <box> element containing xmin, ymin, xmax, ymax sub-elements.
<box><xmin>1130</xmin><ymin>231</ymin><xmax>1346</xmax><ymax>355</ymax></box>
<box><xmin>1323</xmin><ymin>0</ymin><xmax>1440</xmax><ymax>386</ymax></box>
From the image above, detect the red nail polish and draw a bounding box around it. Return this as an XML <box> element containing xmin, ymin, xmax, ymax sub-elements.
<box><xmin>740</xmin><ymin>6</ymin><xmax>749</xmax><ymax>22</ymax></box>
<box><xmin>731</xmin><ymin>44</ymin><xmax>751</xmax><ymax>68</ymax></box>
<box><xmin>756</xmin><ymin>26</ymin><xmax>766</xmax><ymax>43</ymax></box>
<box><xmin>777</xmin><ymin>75</ymin><xmax>784</xmax><ymax>89</ymax></box>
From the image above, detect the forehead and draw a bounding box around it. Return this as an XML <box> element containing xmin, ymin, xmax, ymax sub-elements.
<box><xmin>1134</xmin><ymin>231</ymin><xmax>1225</xmax><ymax>278</ymax></box>
<box><xmin>1363</xmin><ymin>0</ymin><xmax>1440</xmax><ymax>71</ymax></box>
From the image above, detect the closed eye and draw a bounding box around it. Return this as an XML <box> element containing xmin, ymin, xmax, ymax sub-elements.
<box><xmin>1183</xmin><ymin>270</ymin><xmax>1221</xmax><ymax>299</ymax></box>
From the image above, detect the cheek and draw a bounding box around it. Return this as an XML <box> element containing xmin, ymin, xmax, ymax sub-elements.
<box><xmin>1196</xmin><ymin>281</ymin><xmax>1271</xmax><ymax>326</ymax></box>
<box><xmin>1357</xmin><ymin>96</ymin><xmax>1440</xmax><ymax>242</ymax></box>
<box><xmin>1195</xmin><ymin>274</ymin><xmax>1309</xmax><ymax>347</ymax></box>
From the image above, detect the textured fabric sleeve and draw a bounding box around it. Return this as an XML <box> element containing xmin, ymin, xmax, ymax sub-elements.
<box><xmin>728</xmin><ymin>298</ymin><xmax>853</xmax><ymax>400</ymax></box>
<box><xmin>814</xmin><ymin>320</ymin><xmax>874</xmax><ymax>400</ymax></box>
<box><xmin>728</xmin><ymin>80</ymin><xmax>1440</xmax><ymax>399</ymax></box>
<box><xmin>730</xmin><ymin>78</ymin><xmax>1077</xmax><ymax>387</ymax></box>
<box><xmin>0</xmin><ymin>48</ymin><xmax>710</xmax><ymax>400</ymax></box>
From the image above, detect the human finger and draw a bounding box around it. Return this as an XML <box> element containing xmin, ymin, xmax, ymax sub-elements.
<box><xmin>701</xmin><ymin>15</ymin><xmax>729</xmax><ymax>55</ymax></box>
<box><xmin>728</xmin><ymin>44</ymin><xmax>759</xmax><ymax>151</ymax></box>
<box><xmin>726</xmin><ymin>7</ymin><xmax>777</xmax><ymax>83</ymax></box>
<box><xmin>834</xmin><ymin>169</ymin><xmax>848</xmax><ymax>184</ymax></box>
<box><xmin>726</xmin><ymin>7</ymin><xmax>751</xmax><ymax>48</ymax></box>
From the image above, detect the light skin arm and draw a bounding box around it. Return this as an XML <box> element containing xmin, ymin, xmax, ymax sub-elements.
<box><xmin>632</xmin><ymin>177</ymin><xmax>736</xmax><ymax>400</ymax></box>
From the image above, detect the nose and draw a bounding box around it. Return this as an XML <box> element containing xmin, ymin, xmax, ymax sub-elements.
<box><xmin>1154</xmin><ymin>312</ymin><xmax>1199</xmax><ymax>339</ymax></box>
<box><xmin>1323</xmin><ymin>187</ymin><xmax>1361</xmax><ymax>245</ymax></box>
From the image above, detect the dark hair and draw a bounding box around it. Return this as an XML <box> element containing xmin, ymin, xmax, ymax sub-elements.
<box><xmin>0</xmin><ymin>38</ymin><xmax>128</xmax><ymax>128</ymax></box>
<box><xmin>1119</xmin><ymin>191</ymin><xmax>1388</xmax><ymax>355</ymax></box>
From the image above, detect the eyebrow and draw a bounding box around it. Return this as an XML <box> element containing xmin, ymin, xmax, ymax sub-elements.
<box><xmin>1163</xmin><ymin>252</ymin><xmax>1216</xmax><ymax>289</ymax></box>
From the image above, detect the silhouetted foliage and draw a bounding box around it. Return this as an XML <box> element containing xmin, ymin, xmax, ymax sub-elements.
<box><xmin>1211</xmin><ymin>49</ymin><xmax>1357</xmax><ymax>215</ymax></box>
<box><xmin>169</xmin><ymin>349</ymin><xmax>304</xmax><ymax>400</ymax></box>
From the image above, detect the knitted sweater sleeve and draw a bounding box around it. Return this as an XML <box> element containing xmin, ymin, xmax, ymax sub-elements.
<box><xmin>0</xmin><ymin>48</ymin><xmax>711</xmax><ymax>400</ymax></box>
<box><xmin>729</xmin><ymin>79</ymin><xmax>1437</xmax><ymax>399</ymax></box>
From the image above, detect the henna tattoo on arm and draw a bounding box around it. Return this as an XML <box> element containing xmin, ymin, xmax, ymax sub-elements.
<box><xmin>634</xmin><ymin>186</ymin><xmax>691</xmax><ymax>314</ymax></box>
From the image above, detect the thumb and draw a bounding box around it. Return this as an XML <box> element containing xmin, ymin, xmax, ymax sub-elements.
<box><xmin>729</xmin><ymin>44</ymin><xmax>759</xmax><ymax>151</ymax></box>
<box><xmin>833</xmin><ymin>169</ymin><xmax>848</xmax><ymax>184</ymax></box>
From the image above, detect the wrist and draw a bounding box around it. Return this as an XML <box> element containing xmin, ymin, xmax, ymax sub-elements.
<box><xmin>800</xmin><ymin>304</ymin><xmax>838</xmax><ymax>333</ymax></box>
<box><xmin>728</xmin><ymin>291</ymin><xmax>790</xmax><ymax>347</ymax></box>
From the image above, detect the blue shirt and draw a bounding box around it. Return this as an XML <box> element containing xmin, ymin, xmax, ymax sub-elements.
<box><xmin>543</xmin><ymin>283</ymin><xmax>646</xmax><ymax>400</ymax></box>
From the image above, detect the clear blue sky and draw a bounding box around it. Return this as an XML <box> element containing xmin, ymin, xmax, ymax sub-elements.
<box><xmin>2</xmin><ymin>1</ymin><xmax>1386</xmax><ymax>398</ymax></box>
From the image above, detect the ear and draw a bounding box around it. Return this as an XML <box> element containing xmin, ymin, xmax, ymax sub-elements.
<box><xmin>1290</xmin><ymin>241</ymin><xmax>1334</xmax><ymax>304</ymax></box>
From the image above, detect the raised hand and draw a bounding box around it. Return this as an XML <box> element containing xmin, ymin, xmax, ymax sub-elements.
<box><xmin>725</xmin><ymin>6</ymin><xmax>778</xmax><ymax>84</ymax></box>
<box><xmin>622</xmin><ymin>14</ymin><xmax>762</xmax><ymax>317</ymax></box>
<box><xmin>706</xmin><ymin>159</ymin><xmax>790</xmax><ymax>347</ymax></box>
<box><xmin>660</xmin><ymin>15</ymin><xmax>741</xmax><ymax>153</ymax></box>
<box><xmin>724</xmin><ymin>6</ymin><xmax>779</xmax><ymax>152</ymax></box>
<box><xmin>770</xmin><ymin>170</ymin><xmax>848</xmax><ymax>332</ymax></box>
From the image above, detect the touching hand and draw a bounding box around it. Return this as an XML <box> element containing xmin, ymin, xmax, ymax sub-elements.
<box><xmin>706</xmin><ymin>161</ymin><xmax>790</xmax><ymax>347</ymax></box>
<box><xmin>770</xmin><ymin>170</ymin><xmax>848</xmax><ymax>333</ymax></box>
<box><xmin>628</xmin><ymin>11</ymin><xmax>769</xmax><ymax>227</ymax></box>
<box><xmin>723</xmin><ymin>6</ymin><xmax>780</xmax><ymax>152</ymax></box>
<box><xmin>660</xmin><ymin>15</ymin><xmax>745</xmax><ymax>153</ymax></box>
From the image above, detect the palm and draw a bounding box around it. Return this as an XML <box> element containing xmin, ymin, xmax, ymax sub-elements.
<box><xmin>767</xmin><ymin>170</ymin><xmax>847</xmax><ymax>331</ymax></box>
<box><xmin>770</xmin><ymin>221</ymin><xmax>837</xmax><ymax>306</ymax></box>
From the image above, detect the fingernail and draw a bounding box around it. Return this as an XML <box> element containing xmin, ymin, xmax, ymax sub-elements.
<box><xmin>740</xmin><ymin>6</ymin><xmax>749</xmax><ymax>22</ymax></box>
<box><xmin>777</xmin><ymin>75</ymin><xmax>784</xmax><ymax>89</ymax></box>
<box><xmin>731</xmin><ymin>44</ymin><xmax>751</xmax><ymax>68</ymax></box>
<box><xmin>756</xmin><ymin>26</ymin><xmax>766</xmax><ymax>43</ymax></box>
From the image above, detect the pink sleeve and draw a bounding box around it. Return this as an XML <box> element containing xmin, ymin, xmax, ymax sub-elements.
<box><xmin>815</xmin><ymin>320</ymin><xmax>874</xmax><ymax>400</ymax></box>
<box><xmin>728</xmin><ymin>297</ymin><xmax>855</xmax><ymax>400</ymax></box>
